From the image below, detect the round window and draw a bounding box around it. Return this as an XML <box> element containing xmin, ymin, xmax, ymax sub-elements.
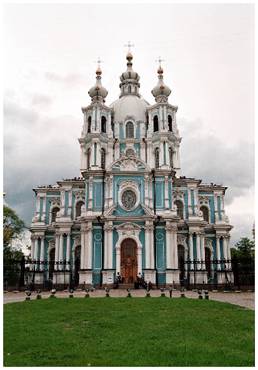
<box><xmin>121</xmin><ymin>190</ymin><xmax>137</xmax><ymax>210</ymax></box>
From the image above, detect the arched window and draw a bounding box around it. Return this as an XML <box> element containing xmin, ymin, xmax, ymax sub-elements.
<box><xmin>153</xmin><ymin>115</ymin><xmax>159</xmax><ymax>132</ymax></box>
<box><xmin>87</xmin><ymin>148</ymin><xmax>91</xmax><ymax>169</ymax></box>
<box><xmin>128</xmin><ymin>85</ymin><xmax>131</xmax><ymax>93</ymax></box>
<box><xmin>101</xmin><ymin>148</ymin><xmax>106</xmax><ymax>169</ymax></box>
<box><xmin>87</xmin><ymin>116</ymin><xmax>91</xmax><ymax>133</ymax></box>
<box><xmin>51</xmin><ymin>207</ymin><xmax>60</xmax><ymax>223</ymax></box>
<box><xmin>175</xmin><ymin>200</ymin><xmax>184</xmax><ymax>219</ymax></box>
<box><xmin>168</xmin><ymin>115</ymin><xmax>173</xmax><ymax>132</ymax></box>
<box><xmin>126</xmin><ymin>121</ymin><xmax>134</xmax><ymax>138</ymax></box>
<box><xmin>76</xmin><ymin>201</ymin><xmax>84</xmax><ymax>218</ymax></box>
<box><xmin>155</xmin><ymin>148</ymin><xmax>159</xmax><ymax>168</ymax></box>
<box><xmin>101</xmin><ymin>116</ymin><xmax>106</xmax><ymax>133</ymax></box>
<box><xmin>200</xmin><ymin>206</ymin><xmax>209</xmax><ymax>223</ymax></box>
<box><xmin>169</xmin><ymin>147</ymin><xmax>173</xmax><ymax>168</ymax></box>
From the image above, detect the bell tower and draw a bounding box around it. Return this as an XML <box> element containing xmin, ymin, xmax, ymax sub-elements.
<box><xmin>79</xmin><ymin>62</ymin><xmax>113</xmax><ymax>173</ymax></box>
<box><xmin>147</xmin><ymin>60</ymin><xmax>181</xmax><ymax>176</ymax></box>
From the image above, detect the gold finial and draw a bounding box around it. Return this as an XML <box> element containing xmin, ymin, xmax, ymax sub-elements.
<box><xmin>94</xmin><ymin>57</ymin><xmax>103</xmax><ymax>75</ymax></box>
<box><xmin>156</xmin><ymin>56</ymin><xmax>165</xmax><ymax>74</ymax></box>
<box><xmin>124</xmin><ymin>41</ymin><xmax>134</xmax><ymax>61</ymax></box>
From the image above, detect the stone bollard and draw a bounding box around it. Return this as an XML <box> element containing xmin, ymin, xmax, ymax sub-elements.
<box><xmin>169</xmin><ymin>286</ymin><xmax>173</xmax><ymax>298</ymax></box>
<box><xmin>25</xmin><ymin>290</ymin><xmax>31</xmax><ymax>301</ymax></box>
<box><xmin>105</xmin><ymin>287</ymin><xmax>110</xmax><ymax>297</ymax></box>
<box><xmin>160</xmin><ymin>288</ymin><xmax>166</xmax><ymax>297</ymax></box>
<box><xmin>127</xmin><ymin>288</ymin><xmax>131</xmax><ymax>298</ymax></box>
<box><xmin>85</xmin><ymin>288</ymin><xmax>90</xmax><ymax>298</ymax></box>
<box><xmin>198</xmin><ymin>289</ymin><xmax>203</xmax><ymax>299</ymax></box>
<box><xmin>180</xmin><ymin>288</ymin><xmax>185</xmax><ymax>298</ymax></box>
<box><xmin>145</xmin><ymin>290</ymin><xmax>150</xmax><ymax>298</ymax></box>
<box><xmin>50</xmin><ymin>289</ymin><xmax>57</xmax><ymax>298</ymax></box>
<box><xmin>69</xmin><ymin>289</ymin><xmax>74</xmax><ymax>298</ymax></box>
<box><xmin>204</xmin><ymin>290</ymin><xmax>209</xmax><ymax>300</ymax></box>
<box><xmin>36</xmin><ymin>289</ymin><xmax>42</xmax><ymax>300</ymax></box>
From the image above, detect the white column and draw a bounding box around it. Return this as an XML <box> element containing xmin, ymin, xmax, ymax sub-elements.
<box><xmin>88</xmin><ymin>177</ymin><xmax>93</xmax><ymax>209</ymax></box>
<box><xmin>222</xmin><ymin>236</ymin><xmax>228</xmax><ymax>269</ymax></box>
<box><xmin>216</xmin><ymin>236</ymin><xmax>221</xmax><ymax>270</ymax></box>
<box><xmin>159</xmin><ymin>142</ymin><xmax>164</xmax><ymax>167</ymax></box>
<box><xmin>84</xmin><ymin>223</ymin><xmax>92</xmax><ymax>269</ymax></box>
<box><xmin>54</xmin><ymin>234</ymin><xmax>60</xmax><ymax>270</ymax></box>
<box><xmin>40</xmin><ymin>237</ymin><xmax>45</xmax><ymax>271</ymax></box>
<box><xmin>107</xmin><ymin>225</ymin><xmax>113</xmax><ymax>269</ymax></box>
<box><xmin>59</xmin><ymin>234</ymin><xmax>64</xmax><ymax>270</ymax></box>
<box><xmin>196</xmin><ymin>233</ymin><xmax>201</xmax><ymax>269</ymax></box>
<box><xmin>66</xmin><ymin>233</ymin><xmax>71</xmax><ymax>270</ymax></box>
<box><xmin>31</xmin><ymin>237</ymin><xmax>35</xmax><ymax>260</ymax></box>
<box><xmin>149</xmin><ymin>224</ymin><xmax>154</xmax><ymax>269</ymax></box>
<box><xmin>145</xmin><ymin>222</ymin><xmax>151</xmax><ymax>268</ymax></box>
<box><xmin>104</xmin><ymin>224</ymin><xmax>109</xmax><ymax>269</ymax></box>
<box><xmin>34</xmin><ymin>237</ymin><xmax>39</xmax><ymax>261</ymax></box>
<box><xmin>166</xmin><ymin>223</ymin><xmax>172</xmax><ymax>269</ymax></box>
<box><xmin>226</xmin><ymin>236</ymin><xmax>232</xmax><ymax>269</ymax></box>
<box><xmin>189</xmin><ymin>233</ymin><xmax>194</xmax><ymax>269</ymax></box>
<box><xmin>116</xmin><ymin>246</ymin><xmax>121</xmax><ymax>274</ymax></box>
<box><xmin>172</xmin><ymin>231</ymin><xmax>178</xmax><ymax>269</ymax></box>
<box><xmin>200</xmin><ymin>234</ymin><xmax>205</xmax><ymax>270</ymax></box>
<box><xmin>137</xmin><ymin>247</ymin><xmax>142</xmax><ymax>274</ymax></box>
<box><xmin>81</xmin><ymin>230</ymin><xmax>85</xmax><ymax>269</ymax></box>
<box><xmin>188</xmin><ymin>189</ymin><xmax>193</xmax><ymax>216</ymax></box>
<box><xmin>164</xmin><ymin>176</ymin><xmax>169</xmax><ymax>209</ymax></box>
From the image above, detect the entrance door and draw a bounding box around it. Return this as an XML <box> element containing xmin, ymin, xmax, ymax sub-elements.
<box><xmin>74</xmin><ymin>246</ymin><xmax>81</xmax><ymax>287</ymax></box>
<box><xmin>49</xmin><ymin>248</ymin><xmax>55</xmax><ymax>280</ymax></box>
<box><xmin>121</xmin><ymin>239</ymin><xmax>138</xmax><ymax>284</ymax></box>
<box><xmin>178</xmin><ymin>245</ymin><xmax>185</xmax><ymax>285</ymax></box>
<box><xmin>205</xmin><ymin>247</ymin><xmax>211</xmax><ymax>278</ymax></box>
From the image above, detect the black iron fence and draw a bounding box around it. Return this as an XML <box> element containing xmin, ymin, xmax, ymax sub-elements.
<box><xmin>3</xmin><ymin>258</ymin><xmax>254</xmax><ymax>291</ymax></box>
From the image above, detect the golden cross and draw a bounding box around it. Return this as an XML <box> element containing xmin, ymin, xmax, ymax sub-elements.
<box><xmin>124</xmin><ymin>41</ymin><xmax>135</xmax><ymax>52</ymax></box>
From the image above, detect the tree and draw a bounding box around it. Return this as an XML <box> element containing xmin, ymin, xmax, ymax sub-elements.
<box><xmin>3</xmin><ymin>206</ymin><xmax>26</xmax><ymax>289</ymax></box>
<box><xmin>231</xmin><ymin>237</ymin><xmax>255</xmax><ymax>260</ymax></box>
<box><xmin>3</xmin><ymin>205</ymin><xmax>26</xmax><ymax>249</ymax></box>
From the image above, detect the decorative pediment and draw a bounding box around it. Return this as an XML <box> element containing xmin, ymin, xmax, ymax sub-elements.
<box><xmin>115</xmin><ymin>222</ymin><xmax>142</xmax><ymax>239</ymax></box>
<box><xmin>173</xmin><ymin>189</ymin><xmax>184</xmax><ymax>199</ymax></box>
<box><xmin>50</xmin><ymin>197</ymin><xmax>61</xmax><ymax>207</ymax></box>
<box><xmin>74</xmin><ymin>190</ymin><xmax>85</xmax><ymax>201</ymax></box>
<box><xmin>205</xmin><ymin>238</ymin><xmax>213</xmax><ymax>250</ymax></box>
<box><xmin>177</xmin><ymin>234</ymin><xmax>187</xmax><ymax>247</ymax></box>
<box><xmin>109</xmin><ymin>155</ymin><xmax>149</xmax><ymax>171</ymax></box>
<box><xmin>199</xmin><ymin>195</ymin><xmax>209</xmax><ymax>205</ymax></box>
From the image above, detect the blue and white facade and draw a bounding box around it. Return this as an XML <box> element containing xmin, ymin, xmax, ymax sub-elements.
<box><xmin>30</xmin><ymin>52</ymin><xmax>233</xmax><ymax>287</ymax></box>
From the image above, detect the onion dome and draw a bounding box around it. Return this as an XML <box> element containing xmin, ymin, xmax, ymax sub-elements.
<box><xmin>151</xmin><ymin>65</ymin><xmax>171</xmax><ymax>103</ymax></box>
<box><xmin>88</xmin><ymin>66</ymin><xmax>108</xmax><ymax>103</ymax></box>
<box><xmin>119</xmin><ymin>52</ymin><xmax>140</xmax><ymax>98</ymax></box>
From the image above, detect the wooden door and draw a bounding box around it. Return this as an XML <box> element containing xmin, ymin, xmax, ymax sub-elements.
<box><xmin>121</xmin><ymin>239</ymin><xmax>137</xmax><ymax>284</ymax></box>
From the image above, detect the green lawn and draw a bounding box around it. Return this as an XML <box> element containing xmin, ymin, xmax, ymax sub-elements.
<box><xmin>4</xmin><ymin>297</ymin><xmax>254</xmax><ymax>366</ymax></box>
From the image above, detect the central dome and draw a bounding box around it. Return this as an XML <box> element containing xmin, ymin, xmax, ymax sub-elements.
<box><xmin>110</xmin><ymin>95</ymin><xmax>149</xmax><ymax>123</ymax></box>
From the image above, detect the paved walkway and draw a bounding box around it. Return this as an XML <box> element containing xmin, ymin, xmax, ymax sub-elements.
<box><xmin>3</xmin><ymin>290</ymin><xmax>254</xmax><ymax>309</ymax></box>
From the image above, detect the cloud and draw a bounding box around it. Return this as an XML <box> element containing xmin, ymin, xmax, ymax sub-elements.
<box><xmin>4</xmin><ymin>98</ymin><xmax>81</xmax><ymax>224</ymax></box>
<box><xmin>179</xmin><ymin>117</ymin><xmax>254</xmax><ymax>205</ymax></box>
<box><xmin>45</xmin><ymin>72</ymin><xmax>87</xmax><ymax>87</ymax></box>
<box><xmin>31</xmin><ymin>94</ymin><xmax>52</xmax><ymax>107</ymax></box>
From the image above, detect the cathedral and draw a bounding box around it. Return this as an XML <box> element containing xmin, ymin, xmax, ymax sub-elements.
<box><xmin>30</xmin><ymin>50</ymin><xmax>233</xmax><ymax>287</ymax></box>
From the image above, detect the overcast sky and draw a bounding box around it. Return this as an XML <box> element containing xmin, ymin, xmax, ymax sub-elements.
<box><xmin>4</xmin><ymin>3</ymin><xmax>254</xmax><ymax>246</ymax></box>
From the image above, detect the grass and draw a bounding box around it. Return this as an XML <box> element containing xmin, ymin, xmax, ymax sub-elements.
<box><xmin>4</xmin><ymin>297</ymin><xmax>254</xmax><ymax>366</ymax></box>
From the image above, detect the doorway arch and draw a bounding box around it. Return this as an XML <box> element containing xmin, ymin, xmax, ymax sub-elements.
<box><xmin>120</xmin><ymin>238</ymin><xmax>138</xmax><ymax>284</ymax></box>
